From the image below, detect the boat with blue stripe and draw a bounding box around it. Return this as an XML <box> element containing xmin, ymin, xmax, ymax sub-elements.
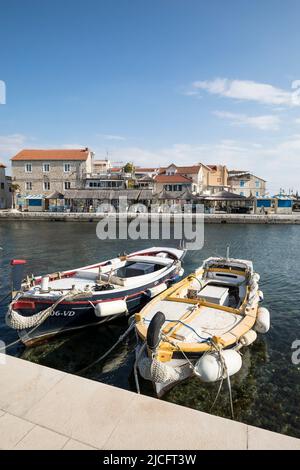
<box><xmin>6</xmin><ymin>247</ymin><xmax>185</xmax><ymax>346</ymax></box>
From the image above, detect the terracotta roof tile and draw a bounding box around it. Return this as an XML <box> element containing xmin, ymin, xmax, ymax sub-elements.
<box><xmin>154</xmin><ymin>174</ymin><xmax>192</xmax><ymax>183</ymax></box>
<box><xmin>11</xmin><ymin>148</ymin><xmax>90</xmax><ymax>161</ymax></box>
<box><xmin>162</xmin><ymin>164</ymin><xmax>201</xmax><ymax>174</ymax></box>
<box><xmin>135</xmin><ymin>167</ymin><xmax>158</xmax><ymax>172</ymax></box>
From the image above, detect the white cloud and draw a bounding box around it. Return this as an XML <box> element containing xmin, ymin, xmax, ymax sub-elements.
<box><xmin>192</xmin><ymin>78</ymin><xmax>300</xmax><ymax>106</ymax></box>
<box><xmin>97</xmin><ymin>134</ymin><xmax>126</xmax><ymax>141</ymax></box>
<box><xmin>62</xmin><ymin>143</ymin><xmax>88</xmax><ymax>149</ymax></box>
<box><xmin>0</xmin><ymin>134</ymin><xmax>29</xmax><ymax>167</ymax></box>
<box><xmin>1</xmin><ymin>133</ymin><xmax>299</xmax><ymax>194</ymax></box>
<box><xmin>182</xmin><ymin>90</ymin><xmax>200</xmax><ymax>96</ymax></box>
<box><xmin>96</xmin><ymin>137</ymin><xmax>300</xmax><ymax>193</ymax></box>
<box><xmin>214</xmin><ymin>110</ymin><xmax>280</xmax><ymax>130</ymax></box>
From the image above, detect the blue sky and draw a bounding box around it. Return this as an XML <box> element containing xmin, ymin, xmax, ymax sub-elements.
<box><xmin>1</xmin><ymin>0</ymin><xmax>300</xmax><ymax>192</ymax></box>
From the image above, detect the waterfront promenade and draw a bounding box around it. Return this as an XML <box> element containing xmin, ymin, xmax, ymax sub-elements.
<box><xmin>1</xmin><ymin>211</ymin><xmax>300</xmax><ymax>224</ymax></box>
<box><xmin>0</xmin><ymin>353</ymin><xmax>299</xmax><ymax>450</ymax></box>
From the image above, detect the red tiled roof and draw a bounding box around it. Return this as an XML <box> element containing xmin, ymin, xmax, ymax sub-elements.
<box><xmin>162</xmin><ymin>164</ymin><xmax>213</xmax><ymax>174</ymax></box>
<box><xmin>0</xmin><ymin>163</ymin><xmax>6</xmax><ymax>168</ymax></box>
<box><xmin>110</xmin><ymin>167</ymin><xmax>122</xmax><ymax>172</ymax></box>
<box><xmin>163</xmin><ymin>164</ymin><xmax>201</xmax><ymax>174</ymax></box>
<box><xmin>154</xmin><ymin>174</ymin><xmax>192</xmax><ymax>183</ymax></box>
<box><xmin>135</xmin><ymin>167</ymin><xmax>158</xmax><ymax>172</ymax></box>
<box><xmin>11</xmin><ymin>148</ymin><xmax>90</xmax><ymax>161</ymax></box>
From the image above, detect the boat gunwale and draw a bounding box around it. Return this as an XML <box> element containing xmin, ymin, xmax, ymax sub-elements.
<box><xmin>135</xmin><ymin>261</ymin><xmax>258</xmax><ymax>358</ymax></box>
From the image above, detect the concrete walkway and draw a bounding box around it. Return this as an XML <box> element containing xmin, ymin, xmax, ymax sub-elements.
<box><xmin>1</xmin><ymin>211</ymin><xmax>300</xmax><ymax>224</ymax></box>
<box><xmin>0</xmin><ymin>353</ymin><xmax>299</xmax><ymax>450</ymax></box>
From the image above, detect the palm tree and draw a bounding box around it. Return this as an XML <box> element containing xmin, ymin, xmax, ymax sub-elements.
<box><xmin>123</xmin><ymin>162</ymin><xmax>135</xmax><ymax>175</ymax></box>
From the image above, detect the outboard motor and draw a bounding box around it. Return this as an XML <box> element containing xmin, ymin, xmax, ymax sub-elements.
<box><xmin>146</xmin><ymin>311</ymin><xmax>166</xmax><ymax>351</ymax></box>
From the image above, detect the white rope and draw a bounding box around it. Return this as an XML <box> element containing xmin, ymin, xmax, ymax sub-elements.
<box><xmin>209</xmin><ymin>339</ymin><xmax>235</xmax><ymax>419</ymax></box>
<box><xmin>210</xmin><ymin>377</ymin><xmax>224</xmax><ymax>412</ymax></box>
<box><xmin>6</xmin><ymin>289</ymin><xmax>86</xmax><ymax>330</ymax></box>
<box><xmin>227</xmin><ymin>373</ymin><xmax>234</xmax><ymax>419</ymax></box>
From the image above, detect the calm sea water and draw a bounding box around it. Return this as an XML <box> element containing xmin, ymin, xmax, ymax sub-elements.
<box><xmin>0</xmin><ymin>221</ymin><xmax>300</xmax><ymax>437</ymax></box>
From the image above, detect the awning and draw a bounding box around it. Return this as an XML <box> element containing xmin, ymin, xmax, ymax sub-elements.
<box><xmin>46</xmin><ymin>191</ymin><xmax>65</xmax><ymax>199</ymax></box>
<box><xmin>197</xmin><ymin>190</ymin><xmax>247</xmax><ymax>201</ymax></box>
<box><xmin>138</xmin><ymin>189</ymin><xmax>155</xmax><ymax>200</ymax></box>
<box><xmin>25</xmin><ymin>194</ymin><xmax>45</xmax><ymax>200</ymax></box>
<box><xmin>63</xmin><ymin>189</ymin><xmax>149</xmax><ymax>200</ymax></box>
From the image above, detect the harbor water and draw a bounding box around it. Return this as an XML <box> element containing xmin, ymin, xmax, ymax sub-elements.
<box><xmin>0</xmin><ymin>221</ymin><xmax>300</xmax><ymax>438</ymax></box>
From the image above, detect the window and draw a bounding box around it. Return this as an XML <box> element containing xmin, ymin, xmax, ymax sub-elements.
<box><xmin>25</xmin><ymin>163</ymin><xmax>32</xmax><ymax>173</ymax></box>
<box><xmin>166</xmin><ymin>166</ymin><xmax>176</xmax><ymax>176</ymax></box>
<box><xmin>26</xmin><ymin>182</ymin><xmax>32</xmax><ymax>190</ymax></box>
<box><xmin>240</xmin><ymin>191</ymin><xmax>244</xmax><ymax>196</ymax></box>
<box><xmin>43</xmin><ymin>181</ymin><xmax>50</xmax><ymax>190</ymax></box>
<box><xmin>43</xmin><ymin>163</ymin><xmax>50</xmax><ymax>172</ymax></box>
<box><xmin>240</xmin><ymin>180</ymin><xmax>245</xmax><ymax>187</ymax></box>
<box><xmin>256</xmin><ymin>191</ymin><xmax>259</xmax><ymax>197</ymax></box>
<box><xmin>64</xmin><ymin>181</ymin><xmax>71</xmax><ymax>190</ymax></box>
<box><xmin>64</xmin><ymin>163</ymin><xmax>71</xmax><ymax>172</ymax></box>
<box><xmin>255</xmin><ymin>180</ymin><xmax>260</xmax><ymax>188</ymax></box>
<box><xmin>0</xmin><ymin>183</ymin><xmax>4</xmax><ymax>189</ymax></box>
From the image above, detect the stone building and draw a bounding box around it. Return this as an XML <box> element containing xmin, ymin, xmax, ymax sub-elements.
<box><xmin>11</xmin><ymin>148</ymin><xmax>93</xmax><ymax>196</ymax></box>
<box><xmin>0</xmin><ymin>163</ymin><xmax>12</xmax><ymax>209</ymax></box>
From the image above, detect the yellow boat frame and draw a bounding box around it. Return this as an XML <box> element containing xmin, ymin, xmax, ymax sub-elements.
<box><xmin>135</xmin><ymin>266</ymin><xmax>259</xmax><ymax>362</ymax></box>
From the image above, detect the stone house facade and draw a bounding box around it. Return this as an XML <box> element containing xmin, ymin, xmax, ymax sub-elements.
<box><xmin>0</xmin><ymin>164</ymin><xmax>12</xmax><ymax>209</ymax></box>
<box><xmin>11</xmin><ymin>148</ymin><xmax>93</xmax><ymax>197</ymax></box>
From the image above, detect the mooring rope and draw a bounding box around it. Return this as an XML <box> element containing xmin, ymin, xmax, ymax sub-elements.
<box><xmin>134</xmin><ymin>342</ymin><xmax>147</xmax><ymax>394</ymax></box>
<box><xmin>0</xmin><ymin>292</ymin><xmax>11</xmax><ymax>306</ymax></box>
<box><xmin>77</xmin><ymin>319</ymin><xmax>136</xmax><ymax>375</ymax></box>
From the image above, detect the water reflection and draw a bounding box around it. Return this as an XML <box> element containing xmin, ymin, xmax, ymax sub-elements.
<box><xmin>0</xmin><ymin>221</ymin><xmax>300</xmax><ymax>437</ymax></box>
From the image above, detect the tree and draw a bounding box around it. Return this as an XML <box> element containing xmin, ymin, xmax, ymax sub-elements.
<box><xmin>10</xmin><ymin>183</ymin><xmax>20</xmax><ymax>210</ymax></box>
<box><xmin>123</xmin><ymin>162</ymin><xmax>135</xmax><ymax>174</ymax></box>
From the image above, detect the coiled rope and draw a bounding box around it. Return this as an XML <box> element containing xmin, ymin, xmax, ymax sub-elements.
<box><xmin>6</xmin><ymin>289</ymin><xmax>89</xmax><ymax>330</ymax></box>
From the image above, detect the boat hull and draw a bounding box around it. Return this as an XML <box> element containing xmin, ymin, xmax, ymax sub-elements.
<box><xmin>16</xmin><ymin>271</ymin><xmax>182</xmax><ymax>346</ymax></box>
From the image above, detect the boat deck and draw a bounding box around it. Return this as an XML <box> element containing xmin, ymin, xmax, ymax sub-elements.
<box><xmin>143</xmin><ymin>299</ymin><xmax>241</xmax><ymax>342</ymax></box>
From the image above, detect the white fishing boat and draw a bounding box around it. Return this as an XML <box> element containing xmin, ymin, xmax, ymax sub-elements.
<box><xmin>134</xmin><ymin>253</ymin><xmax>270</xmax><ymax>398</ymax></box>
<box><xmin>6</xmin><ymin>247</ymin><xmax>185</xmax><ymax>346</ymax></box>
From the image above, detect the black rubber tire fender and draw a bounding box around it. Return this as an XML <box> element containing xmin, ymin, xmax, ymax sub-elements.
<box><xmin>146</xmin><ymin>311</ymin><xmax>166</xmax><ymax>351</ymax></box>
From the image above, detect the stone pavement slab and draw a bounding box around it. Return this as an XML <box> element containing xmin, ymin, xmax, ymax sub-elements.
<box><xmin>0</xmin><ymin>353</ymin><xmax>299</xmax><ymax>450</ymax></box>
<box><xmin>0</xmin><ymin>353</ymin><xmax>65</xmax><ymax>417</ymax></box>
<box><xmin>247</xmin><ymin>425</ymin><xmax>300</xmax><ymax>450</ymax></box>
<box><xmin>102</xmin><ymin>393</ymin><xmax>248</xmax><ymax>450</ymax></box>
<box><xmin>0</xmin><ymin>413</ymin><xmax>34</xmax><ymax>450</ymax></box>
<box><xmin>63</xmin><ymin>439</ymin><xmax>97</xmax><ymax>450</ymax></box>
<box><xmin>14</xmin><ymin>425</ymin><xmax>69</xmax><ymax>450</ymax></box>
<box><xmin>24</xmin><ymin>373</ymin><xmax>135</xmax><ymax>449</ymax></box>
